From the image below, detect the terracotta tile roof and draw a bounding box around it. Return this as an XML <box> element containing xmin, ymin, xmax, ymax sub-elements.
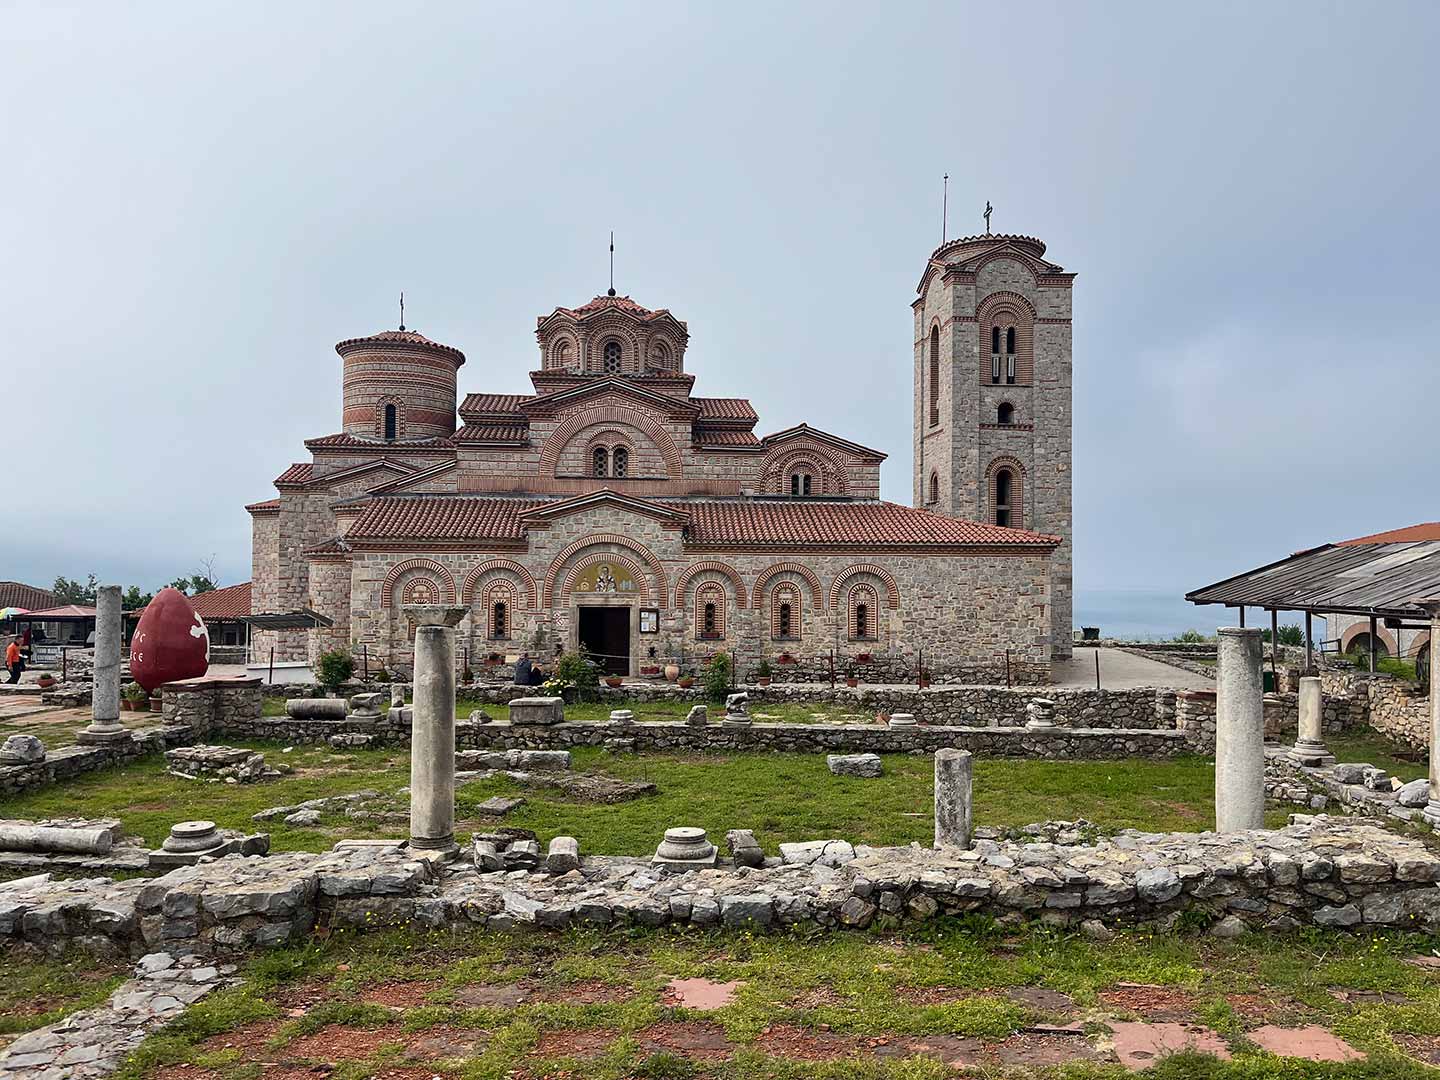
<box><xmin>677</xmin><ymin>501</ymin><xmax>1060</xmax><ymax>548</ymax></box>
<box><xmin>458</xmin><ymin>393</ymin><xmax>535</xmax><ymax>417</ymax></box>
<box><xmin>334</xmin><ymin>327</ymin><xmax>465</xmax><ymax>365</ymax></box>
<box><xmin>694</xmin><ymin>397</ymin><xmax>758</xmax><ymax>422</ymax></box>
<box><xmin>551</xmin><ymin>294</ymin><xmax>666</xmax><ymax>319</ymax></box>
<box><xmin>274</xmin><ymin>463</ymin><xmax>315</xmax><ymax>486</ymax></box>
<box><xmin>0</xmin><ymin>581</ymin><xmax>59</xmax><ymax>612</ymax></box>
<box><xmin>1338</xmin><ymin>522</ymin><xmax>1440</xmax><ymax>546</ymax></box>
<box><xmin>455</xmin><ymin>423</ymin><xmax>529</xmax><ymax>443</ymax></box>
<box><xmin>345</xmin><ymin>497</ymin><xmax>547</xmax><ymax>542</ymax></box>
<box><xmin>341</xmin><ymin>495</ymin><xmax>1058</xmax><ymax>549</ymax></box>
<box><xmin>305</xmin><ymin>433</ymin><xmax>454</xmax><ymax>451</ymax></box>
<box><xmin>693</xmin><ymin>428</ymin><xmax>762</xmax><ymax>447</ymax></box>
<box><xmin>189</xmin><ymin>582</ymin><xmax>252</xmax><ymax>620</ymax></box>
<box><xmin>245</xmin><ymin>498</ymin><xmax>281</xmax><ymax>513</ymax></box>
<box><xmin>303</xmin><ymin>537</ymin><xmax>353</xmax><ymax>556</ymax></box>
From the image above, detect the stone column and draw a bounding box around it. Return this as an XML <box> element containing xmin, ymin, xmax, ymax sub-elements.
<box><xmin>1215</xmin><ymin>626</ymin><xmax>1265</xmax><ymax>832</ymax></box>
<box><xmin>1289</xmin><ymin>676</ymin><xmax>1335</xmax><ymax>766</ymax></box>
<box><xmin>1422</xmin><ymin>601</ymin><xmax>1440</xmax><ymax>829</ymax></box>
<box><xmin>79</xmin><ymin>584</ymin><xmax>130</xmax><ymax>745</ymax></box>
<box><xmin>933</xmin><ymin>748</ymin><xmax>973</xmax><ymax>849</ymax></box>
<box><xmin>409</xmin><ymin>623</ymin><xmax>457</xmax><ymax>854</ymax></box>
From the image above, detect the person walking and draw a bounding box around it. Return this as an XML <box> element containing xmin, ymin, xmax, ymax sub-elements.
<box><xmin>5</xmin><ymin>637</ymin><xmax>22</xmax><ymax>683</ymax></box>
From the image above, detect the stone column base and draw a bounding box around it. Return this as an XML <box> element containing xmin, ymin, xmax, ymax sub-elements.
<box><xmin>1288</xmin><ymin>740</ymin><xmax>1335</xmax><ymax>767</ymax></box>
<box><xmin>1423</xmin><ymin>800</ymin><xmax>1440</xmax><ymax>830</ymax></box>
<box><xmin>408</xmin><ymin>835</ymin><xmax>459</xmax><ymax>858</ymax></box>
<box><xmin>76</xmin><ymin>725</ymin><xmax>133</xmax><ymax>746</ymax></box>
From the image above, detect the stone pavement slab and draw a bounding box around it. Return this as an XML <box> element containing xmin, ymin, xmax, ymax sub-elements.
<box><xmin>1249</xmin><ymin>1024</ymin><xmax>1365</xmax><ymax>1062</ymax></box>
<box><xmin>1052</xmin><ymin>648</ymin><xmax>1215</xmax><ymax>690</ymax></box>
<box><xmin>1108</xmin><ymin>1021</ymin><xmax>1231</xmax><ymax>1070</ymax></box>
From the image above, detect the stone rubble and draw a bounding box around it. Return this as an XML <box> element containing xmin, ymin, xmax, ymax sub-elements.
<box><xmin>0</xmin><ymin>734</ymin><xmax>46</xmax><ymax>765</ymax></box>
<box><xmin>164</xmin><ymin>745</ymin><xmax>271</xmax><ymax>784</ymax></box>
<box><xmin>1265</xmin><ymin>751</ymin><xmax>1434</xmax><ymax>827</ymax></box>
<box><xmin>0</xmin><ymin>952</ymin><xmax>237</xmax><ymax>1080</ymax></box>
<box><xmin>827</xmin><ymin>753</ymin><xmax>883</xmax><ymax>778</ymax></box>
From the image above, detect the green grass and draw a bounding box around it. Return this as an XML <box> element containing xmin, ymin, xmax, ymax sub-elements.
<box><xmin>1328</xmin><ymin>733</ymin><xmax>1428</xmax><ymax>783</ymax></box>
<box><xmin>94</xmin><ymin>923</ymin><xmax>1440</xmax><ymax>1079</ymax></box>
<box><xmin>1</xmin><ymin>742</ymin><xmax>1287</xmax><ymax>856</ymax></box>
<box><xmin>0</xmin><ymin>950</ymin><xmax>129</xmax><ymax>1036</ymax></box>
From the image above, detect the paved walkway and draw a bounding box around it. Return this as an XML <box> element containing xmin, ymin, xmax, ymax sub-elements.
<box><xmin>1051</xmin><ymin>648</ymin><xmax>1214</xmax><ymax>690</ymax></box>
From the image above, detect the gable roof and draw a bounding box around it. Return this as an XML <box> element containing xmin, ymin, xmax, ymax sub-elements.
<box><xmin>760</xmin><ymin>423</ymin><xmax>887</xmax><ymax>462</ymax></box>
<box><xmin>0</xmin><ymin>581</ymin><xmax>59</xmax><ymax>612</ymax></box>
<box><xmin>520</xmin><ymin>377</ymin><xmax>700</xmax><ymax>417</ymax></box>
<box><xmin>519</xmin><ymin>489</ymin><xmax>690</xmax><ymax>527</ymax></box>
<box><xmin>305</xmin><ymin>432</ymin><xmax>455</xmax><ymax>452</ymax></box>
<box><xmin>189</xmin><ymin>582</ymin><xmax>252</xmax><ymax>620</ymax></box>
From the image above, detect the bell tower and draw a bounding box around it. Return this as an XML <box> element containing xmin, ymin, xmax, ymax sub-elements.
<box><xmin>912</xmin><ymin>231</ymin><xmax>1075</xmax><ymax>657</ymax></box>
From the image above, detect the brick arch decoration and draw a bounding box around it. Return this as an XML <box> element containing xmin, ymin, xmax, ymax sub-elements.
<box><xmin>461</xmin><ymin>558</ymin><xmax>538</xmax><ymax>610</ymax></box>
<box><xmin>374</xmin><ymin>395</ymin><xmax>406</xmax><ymax>439</ymax></box>
<box><xmin>759</xmin><ymin>443</ymin><xmax>850</xmax><ymax>496</ymax></box>
<box><xmin>582</xmin><ymin>317</ymin><xmax>642</xmax><ymax>372</ymax></box>
<box><xmin>537</xmin><ymin>406</ymin><xmax>684</xmax><ymax>477</ymax></box>
<box><xmin>751</xmin><ymin>562</ymin><xmax>824</xmax><ymax>611</ymax></box>
<box><xmin>828</xmin><ymin>564</ymin><xmax>901</xmax><ymax>612</ymax></box>
<box><xmin>543</xmin><ymin>533</ymin><xmax>670</xmax><ymax>608</ymax></box>
<box><xmin>673</xmin><ymin>561</ymin><xmax>748</xmax><ymax>609</ymax></box>
<box><xmin>985</xmin><ymin>455</ymin><xmax>1027</xmax><ymax>529</ymax></box>
<box><xmin>1339</xmin><ymin>622</ymin><xmax>1397</xmax><ymax>656</ymax></box>
<box><xmin>559</xmin><ymin>550</ymin><xmax>652</xmax><ymax>604</ymax></box>
<box><xmin>977</xmin><ymin>291</ymin><xmax>1036</xmax><ymax>386</ymax></box>
<box><xmin>381</xmin><ymin>557</ymin><xmax>457</xmax><ymax>607</ymax></box>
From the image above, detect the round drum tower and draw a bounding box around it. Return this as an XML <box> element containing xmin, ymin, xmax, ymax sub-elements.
<box><xmin>336</xmin><ymin>328</ymin><xmax>465</xmax><ymax>440</ymax></box>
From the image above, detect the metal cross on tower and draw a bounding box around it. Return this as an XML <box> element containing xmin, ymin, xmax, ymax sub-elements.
<box><xmin>984</xmin><ymin>201</ymin><xmax>993</xmax><ymax>235</ymax></box>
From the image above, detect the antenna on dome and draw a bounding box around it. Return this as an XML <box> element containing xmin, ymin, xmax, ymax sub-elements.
<box><xmin>399</xmin><ymin>291</ymin><xmax>406</xmax><ymax>330</ymax></box>
<box><xmin>608</xmin><ymin>231</ymin><xmax>615</xmax><ymax>297</ymax></box>
<box><xmin>941</xmin><ymin>174</ymin><xmax>949</xmax><ymax>244</ymax></box>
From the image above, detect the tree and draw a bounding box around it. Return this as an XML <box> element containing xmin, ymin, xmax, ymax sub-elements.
<box><xmin>169</xmin><ymin>557</ymin><xmax>219</xmax><ymax>596</ymax></box>
<box><xmin>52</xmin><ymin>574</ymin><xmax>98</xmax><ymax>605</ymax></box>
<box><xmin>315</xmin><ymin>649</ymin><xmax>355</xmax><ymax>693</ymax></box>
<box><xmin>121</xmin><ymin>586</ymin><xmax>154</xmax><ymax>611</ymax></box>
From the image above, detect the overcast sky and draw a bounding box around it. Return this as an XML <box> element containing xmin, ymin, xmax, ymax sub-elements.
<box><xmin>4</xmin><ymin>2</ymin><xmax>1437</xmax><ymax>631</ymax></box>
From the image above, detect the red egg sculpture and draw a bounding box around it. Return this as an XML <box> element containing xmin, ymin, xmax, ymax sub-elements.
<box><xmin>129</xmin><ymin>587</ymin><xmax>210</xmax><ymax>691</ymax></box>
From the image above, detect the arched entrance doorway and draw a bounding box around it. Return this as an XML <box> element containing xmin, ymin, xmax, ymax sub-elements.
<box><xmin>571</xmin><ymin>559</ymin><xmax>637</xmax><ymax>676</ymax></box>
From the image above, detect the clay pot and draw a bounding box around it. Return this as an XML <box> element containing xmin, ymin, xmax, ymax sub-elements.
<box><xmin>677</xmin><ymin>676</ymin><xmax>695</xmax><ymax>688</ymax></box>
<box><xmin>757</xmin><ymin>677</ymin><xmax>771</xmax><ymax>686</ymax></box>
<box><xmin>605</xmin><ymin>676</ymin><xmax>623</xmax><ymax>688</ymax></box>
<box><xmin>845</xmin><ymin>677</ymin><xmax>859</xmax><ymax>688</ymax></box>
<box><xmin>37</xmin><ymin>676</ymin><xmax>56</xmax><ymax>689</ymax></box>
<box><xmin>664</xmin><ymin>664</ymin><xmax>680</xmax><ymax>682</ymax></box>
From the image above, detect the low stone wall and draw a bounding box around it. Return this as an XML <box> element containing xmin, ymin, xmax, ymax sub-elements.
<box><xmin>5</xmin><ymin>818</ymin><xmax>1438</xmax><ymax>956</ymax></box>
<box><xmin>159</xmin><ymin>677</ymin><xmax>263</xmax><ymax>738</ymax></box>
<box><xmin>0</xmin><ymin>726</ymin><xmax>194</xmax><ymax>797</ymax></box>
<box><xmin>1319</xmin><ymin>666</ymin><xmax>1429</xmax><ymax>752</ymax></box>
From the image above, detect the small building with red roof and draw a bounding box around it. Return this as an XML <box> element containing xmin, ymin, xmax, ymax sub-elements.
<box><xmin>246</xmin><ymin>240</ymin><xmax>1072</xmax><ymax>681</ymax></box>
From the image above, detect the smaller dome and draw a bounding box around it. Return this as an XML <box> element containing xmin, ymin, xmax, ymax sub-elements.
<box><xmin>335</xmin><ymin>328</ymin><xmax>465</xmax><ymax>366</ymax></box>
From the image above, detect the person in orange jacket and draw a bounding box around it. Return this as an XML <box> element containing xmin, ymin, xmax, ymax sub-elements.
<box><xmin>4</xmin><ymin>637</ymin><xmax>22</xmax><ymax>683</ymax></box>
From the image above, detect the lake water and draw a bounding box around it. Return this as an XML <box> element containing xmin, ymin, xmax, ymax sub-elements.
<box><xmin>1074</xmin><ymin>588</ymin><xmax>1316</xmax><ymax>641</ymax></box>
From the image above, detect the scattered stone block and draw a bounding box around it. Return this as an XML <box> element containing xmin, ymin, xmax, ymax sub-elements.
<box><xmin>1397</xmin><ymin>778</ymin><xmax>1431</xmax><ymax>808</ymax></box>
<box><xmin>887</xmin><ymin>713</ymin><xmax>917</xmax><ymax>728</ymax></box>
<box><xmin>329</xmin><ymin>733</ymin><xmax>376</xmax><ymax>749</ymax></box>
<box><xmin>509</xmin><ymin>697</ymin><xmax>564</xmax><ymax>726</ymax></box>
<box><xmin>468</xmin><ymin>709</ymin><xmax>492</xmax><ymax>725</ymax></box>
<box><xmin>0</xmin><ymin>734</ymin><xmax>46</xmax><ymax>764</ymax></box>
<box><xmin>726</xmin><ymin>828</ymin><xmax>764</xmax><ymax>868</ymax></box>
<box><xmin>653</xmin><ymin>826</ymin><xmax>718</xmax><ymax>871</ymax></box>
<box><xmin>286</xmin><ymin>698</ymin><xmax>348</xmax><ymax>720</ymax></box>
<box><xmin>546</xmin><ymin>835</ymin><xmax>580</xmax><ymax>874</ymax></box>
<box><xmin>1331</xmin><ymin>763</ymin><xmax>1369</xmax><ymax>785</ymax></box>
<box><xmin>283</xmin><ymin>809</ymin><xmax>322</xmax><ymax>827</ymax></box>
<box><xmin>503</xmin><ymin>839</ymin><xmax>541</xmax><ymax>870</ymax></box>
<box><xmin>165</xmin><ymin>745</ymin><xmax>268</xmax><ymax>784</ymax></box>
<box><xmin>476</xmin><ymin>796</ymin><xmax>525</xmax><ymax>817</ymax></box>
<box><xmin>473</xmin><ymin>839</ymin><xmax>502</xmax><ymax>872</ymax></box>
<box><xmin>827</xmin><ymin>753</ymin><xmax>882</xmax><ymax>778</ymax></box>
<box><xmin>609</xmin><ymin>709</ymin><xmax>635</xmax><ymax>725</ymax></box>
<box><xmin>686</xmin><ymin>705</ymin><xmax>709</xmax><ymax>726</ymax></box>
<box><xmin>348</xmin><ymin>692</ymin><xmax>384</xmax><ymax>717</ymax></box>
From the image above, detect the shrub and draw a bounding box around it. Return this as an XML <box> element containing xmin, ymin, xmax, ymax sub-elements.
<box><xmin>123</xmin><ymin>680</ymin><xmax>147</xmax><ymax>702</ymax></box>
<box><xmin>316</xmin><ymin>649</ymin><xmax>355</xmax><ymax>692</ymax></box>
<box><xmin>756</xmin><ymin>657</ymin><xmax>773</xmax><ymax>680</ymax></box>
<box><xmin>704</xmin><ymin>652</ymin><xmax>732</xmax><ymax>702</ymax></box>
<box><xmin>1175</xmin><ymin>629</ymin><xmax>1207</xmax><ymax>644</ymax></box>
<box><xmin>551</xmin><ymin>649</ymin><xmax>600</xmax><ymax>702</ymax></box>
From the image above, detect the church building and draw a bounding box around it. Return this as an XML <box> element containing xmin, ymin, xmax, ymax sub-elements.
<box><xmin>246</xmin><ymin>233</ymin><xmax>1073</xmax><ymax>681</ymax></box>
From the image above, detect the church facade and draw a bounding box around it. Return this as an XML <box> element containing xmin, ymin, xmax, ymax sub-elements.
<box><xmin>247</xmin><ymin>234</ymin><xmax>1072</xmax><ymax>681</ymax></box>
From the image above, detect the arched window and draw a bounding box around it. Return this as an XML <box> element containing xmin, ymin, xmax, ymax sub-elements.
<box><xmin>928</xmin><ymin>325</ymin><xmax>940</xmax><ymax>427</ymax></box>
<box><xmin>772</xmin><ymin>583</ymin><xmax>800</xmax><ymax>640</ymax></box>
<box><xmin>790</xmin><ymin>472</ymin><xmax>813</xmax><ymax>497</ymax></box>
<box><xmin>994</xmin><ymin>468</ymin><xmax>1014</xmax><ymax>527</ymax></box>
<box><xmin>383</xmin><ymin>403</ymin><xmax>398</xmax><ymax>440</ymax></box>
<box><xmin>650</xmin><ymin>341</ymin><xmax>670</xmax><ymax>369</ymax></box>
<box><xmin>849</xmin><ymin>583</ymin><xmax>879</xmax><ymax>640</ymax></box>
<box><xmin>928</xmin><ymin>470</ymin><xmax>939</xmax><ymax>504</ymax></box>
<box><xmin>695</xmin><ymin>582</ymin><xmax>725</xmax><ymax>640</ymax></box>
<box><xmin>990</xmin><ymin>326</ymin><xmax>1002</xmax><ymax>384</ymax></box>
<box><xmin>592</xmin><ymin>446</ymin><xmax>609</xmax><ymax>477</ymax></box>
<box><xmin>991</xmin><ymin>326</ymin><xmax>1001</xmax><ymax>354</ymax></box>
<box><xmin>855</xmin><ymin>604</ymin><xmax>869</xmax><ymax>639</ymax></box>
<box><xmin>603</xmin><ymin>340</ymin><xmax>623</xmax><ymax>374</ymax></box>
<box><xmin>997</xmin><ymin>402</ymin><xmax>1014</xmax><ymax>425</ymax></box>
<box><xmin>553</xmin><ymin>339</ymin><xmax>573</xmax><ymax>368</ymax></box>
<box><xmin>401</xmin><ymin>577</ymin><xmax>438</xmax><ymax>605</ymax></box>
<box><xmin>611</xmin><ymin>446</ymin><xmax>629</xmax><ymax>478</ymax></box>
<box><xmin>491</xmin><ymin>601</ymin><xmax>508</xmax><ymax>639</ymax></box>
<box><xmin>1005</xmin><ymin>327</ymin><xmax>1016</xmax><ymax>354</ymax></box>
<box><xmin>1005</xmin><ymin>327</ymin><xmax>1016</xmax><ymax>384</ymax></box>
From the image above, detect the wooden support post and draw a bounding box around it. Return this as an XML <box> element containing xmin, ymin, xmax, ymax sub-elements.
<box><xmin>268</xmin><ymin>647</ymin><xmax>275</xmax><ymax>684</ymax></box>
<box><xmin>1238</xmin><ymin>605</ymin><xmax>1246</xmax><ymax>628</ymax></box>
<box><xmin>1095</xmin><ymin>649</ymin><xmax>1101</xmax><ymax>690</ymax></box>
<box><xmin>1270</xmin><ymin>609</ymin><xmax>1279</xmax><ymax>679</ymax></box>
<box><xmin>1304</xmin><ymin>612</ymin><xmax>1314</xmax><ymax>673</ymax></box>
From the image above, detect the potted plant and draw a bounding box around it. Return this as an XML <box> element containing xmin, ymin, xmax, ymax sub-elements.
<box><xmin>755</xmin><ymin>658</ymin><xmax>772</xmax><ymax>686</ymax></box>
<box><xmin>605</xmin><ymin>675</ymin><xmax>623</xmax><ymax>688</ymax></box>
<box><xmin>36</xmin><ymin>672</ymin><xmax>57</xmax><ymax>690</ymax></box>
<box><xmin>845</xmin><ymin>667</ymin><xmax>859</xmax><ymax>689</ymax></box>
<box><xmin>677</xmin><ymin>674</ymin><xmax>695</xmax><ymax>689</ymax></box>
<box><xmin>123</xmin><ymin>681</ymin><xmax>149</xmax><ymax>712</ymax></box>
<box><xmin>918</xmin><ymin>668</ymin><xmax>932</xmax><ymax>689</ymax></box>
<box><xmin>660</xmin><ymin>637</ymin><xmax>680</xmax><ymax>682</ymax></box>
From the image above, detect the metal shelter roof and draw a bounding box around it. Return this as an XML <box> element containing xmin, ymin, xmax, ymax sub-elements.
<box><xmin>238</xmin><ymin>609</ymin><xmax>333</xmax><ymax>631</ymax></box>
<box><xmin>1186</xmin><ymin>540</ymin><xmax>1440</xmax><ymax>619</ymax></box>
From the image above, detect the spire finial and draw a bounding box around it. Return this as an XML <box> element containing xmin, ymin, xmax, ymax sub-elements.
<box><xmin>941</xmin><ymin>174</ymin><xmax>949</xmax><ymax>244</ymax></box>
<box><xmin>607</xmin><ymin>231</ymin><xmax>615</xmax><ymax>297</ymax></box>
<box><xmin>399</xmin><ymin>291</ymin><xmax>406</xmax><ymax>331</ymax></box>
<box><xmin>983</xmin><ymin>201</ymin><xmax>993</xmax><ymax>235</ymax></box>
